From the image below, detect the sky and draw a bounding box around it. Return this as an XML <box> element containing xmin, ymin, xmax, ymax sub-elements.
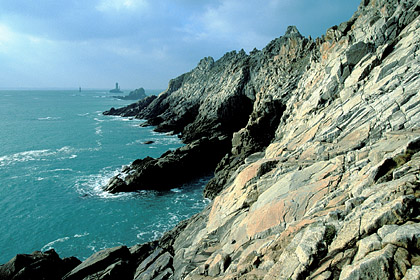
<box><xmin>0</xmin><ymin>0</ymin><xmax>360</xmax><ymax>90</ymax></box>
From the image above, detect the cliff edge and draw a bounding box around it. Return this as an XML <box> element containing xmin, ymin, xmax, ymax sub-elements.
<box><xmin>2</xmin><ymin>0</ymin><xmax>420</xmax><ymax>279</ymax></box>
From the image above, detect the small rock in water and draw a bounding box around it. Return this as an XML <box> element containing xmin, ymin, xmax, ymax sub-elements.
<box><xmin>143</xmin><ymin>140</ymin><xmax>154</xmax><ymax>145</ymax></box>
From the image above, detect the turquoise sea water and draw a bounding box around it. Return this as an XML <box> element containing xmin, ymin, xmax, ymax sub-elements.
<box><xmin>0</xmin><ymin>90</ymin><xmax>209</xmax><ymax>264</ymax></box>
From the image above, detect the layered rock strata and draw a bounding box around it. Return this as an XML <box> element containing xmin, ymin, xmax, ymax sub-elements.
<box><xmin>2</xmin><ymin>0</ymin><xmax>420</xmax><ymax>279</ymax></box>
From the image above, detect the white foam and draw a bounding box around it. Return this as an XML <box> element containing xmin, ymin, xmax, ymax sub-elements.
<box><xmin>41</xmin><ymin>236</ymin><xmax>70</xmax><ymax>251</ymax></box>
<box><xmin>74</xmin><ymin>167</ymin><xmax>134</xmax><ymax>199</ymax></box>
<box><xmin>95</xmin><ymin>126</ymin><xmax>103</xmax><ymax>135</ymax></box>
<box><xmin>0</xmin><ymin>146</ymin><xmax>79</xmax><ymax>167</ymax></box>
<box><xmin>37</xmin><ymin>116</ymin><xmax>61</xmax><ymax>121</ymax></box>
<box><xmin>42</xmin><ymin>168</ymin><xmax>74</xmax><ymax>173</ymax></box>
<box><xmin>57</xmin><ymin>146</ymin><xmax>73</xmax><ymax>153</ymax></box>
<box><xmin>74</xmin><ymin>232</ymin><xmax>89</xmax><ymax>238</ymax></box>
<box><xmin>0</xmin><ymin>149</ymin><xmax>51</xmax><ymax>167</ymax></box>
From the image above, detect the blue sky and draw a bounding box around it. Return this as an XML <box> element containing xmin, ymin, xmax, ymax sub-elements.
<box><xmin>0</xmin><ymin>0</ymin><xmax>360</xmax><ymax>90</ymax></box>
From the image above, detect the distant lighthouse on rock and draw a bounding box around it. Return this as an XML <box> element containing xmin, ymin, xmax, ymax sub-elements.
<box><xmin>109</xmin><ymin>82</ymin><xmax>123</xmax><ymax>93</ymax></box>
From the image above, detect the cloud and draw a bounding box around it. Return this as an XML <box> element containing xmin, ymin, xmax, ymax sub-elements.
<box><xmin>0</xmin><ymin>0</ymin><xmax>361</xmax><ymax>89</ymax></box>
<box><xmin>0</xmin><ymin>24</ymin><xmax>14</xmax><ymax>50</ymax></box>
<box><xmin>96</xmin><ymin>0</ymin><xmax>149</xmax><ymax>13</ymax></box>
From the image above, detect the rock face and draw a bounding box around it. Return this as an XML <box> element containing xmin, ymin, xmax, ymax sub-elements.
<box><xmin>0</xmin><ymin>249</ymin><xmax>80</xmax><ymax>280</ymax></box>
<box><xmin>104</xmin><ymin>136</ymin><xmax>231</xmax><ymax>193</ymax></box>
<box><xmin>104</xmin><ymin>51</ymin><xmax>255</xmax><ymax>193</ymax></box>
<box><xmin>3</xmin><ymin>0</ymin><xmax>420</xmax><ymax>279</ymax></box>
<box><xmin>113</xmin><ymin>87</ymin><xmax>147</xmax><ymax>100</ymax></box>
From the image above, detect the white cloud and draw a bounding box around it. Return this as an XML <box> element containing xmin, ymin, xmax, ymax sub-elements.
<box><xmin>0</xmin><ymin>0</ymin><xmax>361</xmax><ymax>88</ymax></box>
<box><xmin>182</xmin><ymin>0</ymin><xmax>279</xmax><ymax>52</ymax></box>
<box><xmin>96</xmin><ymin>0</ymin><xmax>149</xmax><ymax>13</ymax></box>
<box><xmin>0</xmin><ymin>24</ymin><xmax>15</xmax><ymax>50</ymax></box>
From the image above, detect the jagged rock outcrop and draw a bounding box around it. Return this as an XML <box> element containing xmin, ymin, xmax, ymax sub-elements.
<box><xmin>103</xmin><ymin>26</ymin><xmax>313</xmax><ymax>195</ymax></box>
<box><xmin>3</xmin><ymin>0</ymin><xmax>420</xmax><ymax>279</ymax></box>
<box><xmin>104</xmin><ymin>50</ymin><xmax>255</xmax><ymax>193</ymax></box>
<box><xmin>112</xmin><ymin>87</ymin><xmax>147</xmax><ymax>100</ymax></box>
<box><xmin>104</xmin><ymin>95</ymin><xmax>157</xmax><ymax>117</ymax></box>
<box><xmin>104</xmin><ymin>136</ymin><xmax>230</xmax><ymax>193</ymax></box>
<box><xmin>113</xmin><ymin>0</ymin><xmax>420</xmax><ymax>279</ymax></box>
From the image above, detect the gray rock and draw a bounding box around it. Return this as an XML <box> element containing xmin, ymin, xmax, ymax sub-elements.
<box><xmin>346</xmin><ymin>42</ymin><xmax>374</xmax><ymax>67</ymax></box>
<box><xmin>134</xmin><ymin>251</ymin><xmax>173</xmax><ymax>280</ymax></box>
<box><xmin>5</xmin><ymin>1</ymin><xmax>420</xmax><ymax>280</ymax></box>
<box><xmin>382</xmin><ymin>223</ymin><xmax>420</xmax><ymax>249</ymax></box>
<box><xmin>340</xmin><ymin>244</ymin><xmax>397</xmax><ymax>280</ymax></box>
<box><xmin>63</xmin><ymin>246</ymin><xmax>131</xmax><ymax>280</ymax></box>
<box><xmin>403</xmin><ymin>266</ymin><xmax>420</xmax><ymax>280</ymax></box>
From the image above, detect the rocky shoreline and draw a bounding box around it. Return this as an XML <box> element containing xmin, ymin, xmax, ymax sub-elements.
<box><xmin>2</xmin><ymin>0</ymin><xmax>420</xmax><ymax>279</ymax></box>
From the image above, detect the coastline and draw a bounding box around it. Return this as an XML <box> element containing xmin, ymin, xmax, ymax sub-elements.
<box><xmin>2</xmin><ymin>0</ymin><xmax>420</xmax><ymax>279</ymax></box>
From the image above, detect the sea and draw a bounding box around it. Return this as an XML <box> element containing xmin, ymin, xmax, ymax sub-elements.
<box><xmin>0</xmin><ymin>89</ymin><xmax>209</xmax><ymax>264</ymax></box>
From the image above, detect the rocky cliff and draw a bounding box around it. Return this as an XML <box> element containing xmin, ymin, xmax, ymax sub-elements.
<box><xmin>2</xmin><ymin>0</ymin><xmax>420</xmax><ymax>279</ymax></box>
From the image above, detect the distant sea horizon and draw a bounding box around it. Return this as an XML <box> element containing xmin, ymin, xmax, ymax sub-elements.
<box><xmin>0</xmin><ymin>87</ymin><xmax>166</xmax><ymax>93</ymax></box>
<box><xmin>0</xmin><ymin>89</ymin><xmax>208</xmax><ymax>264</ymax></box>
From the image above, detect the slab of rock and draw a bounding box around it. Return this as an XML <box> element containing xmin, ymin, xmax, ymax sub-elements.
<box><xmin>63</xmin><ymin>246</ymin><xmax>131</xmax><ymax>280</ymax></box>
<box><xmin>340</xmin><ymin>244</ymin><xmax>398</xmax><ymax>280</ymax></box>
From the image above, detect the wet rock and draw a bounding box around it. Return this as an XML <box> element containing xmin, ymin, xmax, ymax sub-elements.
<box><xmin>104</xmin><ymin>136</ymin><xmax>231</xmax><ymax>193</ymax></box>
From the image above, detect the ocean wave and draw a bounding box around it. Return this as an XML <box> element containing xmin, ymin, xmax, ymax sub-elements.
<box><xmin>74</xmin><ymin>167</ymin><xmax>134</xmax><ymax>199</ymax></box>
<box><xmin>0</xmin><ymin>149</ymin><xmax>51</xmax><ymax>167</ymax></box>
<box><xmin>39</xmin><ymin>168</ymin><xmax>74</xmax><ymax>173</ymax></box>
<box><xmin>126</xmin><ymin>135</ymin><xmax>181</xmax><ymax>147</ymax></box>
<box><xmin>41</xmin><ymin>236</ymin><xmax>70</xmax><ymax>251</ymax></box>
<box><xmin>95</xmin><ymin>126</ymin><xmax>103</xmax><ymax>135</ymax></box>
<box><xmin>0</xmin><ymin>146</ymin><xmax>79</xmax><ymax>167</ymax></box>
<box><xmin>105</xmin><ymin>115</ymin><xmax>143</xmax><ymax>123</ymax></box>
<box><xmin>37</xmin><ymin>116</ymin><xmax>61</xmax><ymax>121</ymax></box>
<box><xmin>41</xmin><ymin>232</ymin><xmax>89</xmax><ymax>252</ymax></box>
<box><xmin>74</xmin><ymin>232</ymin><xmax>89</xmax><ymax>238</ymax></box>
